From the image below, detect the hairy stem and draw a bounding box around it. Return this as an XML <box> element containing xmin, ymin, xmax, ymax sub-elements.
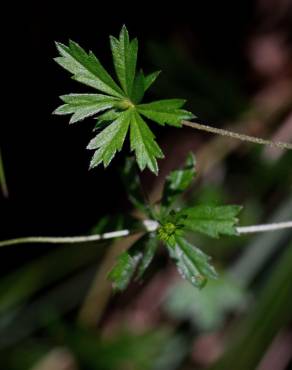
<box><xmin>182</xmin><ymin>121</ymin><xmax>292</xmax><ymax>150</ymax></box>
<box><xmin>0</xmin><ymin>231</ymin><xmax>131</xmax><ymax>248</ymax></box>
<box><xmin>0</xmin><ymin>220</ymin><xmax>291</xmax><ymax>248</ymax></box>
<box><xmin>0</xmin><ymin>220</ymin><xmax>158</xmax><ymax>248</ymax></box>
<box><xmin>236</xmin><ymin>221</ymin><xmax>292</xmax><ymax>234</ymax></box>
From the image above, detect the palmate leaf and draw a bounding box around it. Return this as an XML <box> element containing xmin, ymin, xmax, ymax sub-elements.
<box><xmin>179</xmin><ymin>205</ymin><xmax>242</xmax><ymax>238</ymax></box>
<box><xmin>54</xmin><ymin>26</ymin><xmax>195</xmax><ymax>174</ymax></box>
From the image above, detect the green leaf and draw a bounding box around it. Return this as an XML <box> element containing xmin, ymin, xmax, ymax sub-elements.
<box><xmin>131</xmin><ymin>70</ymin><xmax>161</xmax><ymax>104</ymax></box>
<box><xmin>144</xmin><ymin>70</ymin><xmax>161</xmax><ymax>91</ymax></box>
<box><xmin>108</xmin><ymin>234</ymin><xmax>158</xmax><ymax>291</ymax></box>
<box><xmin>130</xmin><ymin>110</ymin><xmax>164</xmax><ymax>174</ymax></box>
<box><xmin>162</xmin><ymin>153</ymin><xmax>196</xmax><ymax>207</ymax></box>
<box><xmin>165</xmin><ymin>277</ymin><xmax>246</xmax><ymax>331</ymax></box>
<box><xmin>87</xmin><ymin>110</ymin><xmax>131</xmax><ymax>168</ymax></box>
<box><xmin>55</xmin><ymin>40</ymin><xmax>124</xmax><ymax>98</ymax></box>
<box><xmin>136</xmin><ymin>234</ymin><xmax>158</xmax><ymax>280</ymax></box>
<box><xmin>93</xmin><ymin>109</ymin><xmax>121</xmax><ymax>130</ymax></box>
<box><xmin>54</xmin><ymin>27</ymin><xmax>197</xmax><ymax>174</ymax></box>
<box><xmin>179</xmin><ymin>205</ymin><xmax>242</xmax><ymax>238</ymax></box>
<box><xmin>53</xmin><ymin>94</ymin><xmax>119</xmax><ymax>124</ymax></box>
<box><xmin>140</xmin><ymin>99</ymin><xmax>187</xmax><ymax>110</ymax></box>
<box><xmin>108</xmin><ymin>250</ymin><xmax>142</xmax><ymax>291</ymax></box>
<box><xmin>167</xmin><ymin>237</ymin><xmax>218</xmax><ymax>289</ymax></box>
<box><xmin>110</xmin><ymin>25</ymin><xmax>138</xmax><ymax>96</ymax></box>
<box><xmin>137</xmin><ymin>99</ymin><xmax>195</xmax><ymax>127</ymax></box>
<box><xmin>131</xmin><ymin>70</ymin><xmax>145</xmax><ymax>104</ymax></box>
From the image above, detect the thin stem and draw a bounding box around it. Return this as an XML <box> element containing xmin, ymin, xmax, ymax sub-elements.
<box><xmin>0</xmin><ymin>220</ymin><xmax>291</xmax><ymax>248</ymax></box>
<box><xmin>236</xmin><ymin>221</ymin><xmax>292</xmax><ymax>234</ymax></box>
<box><xmin>0</xmin><ymin>231</ymin><xmax>130</xmax><ymax>248</ymax></box>
<box><xmin>0</xmin><ymin>220</ymin><xmax>159</xmax><ymax>248</ymax></box>
<box><xmin>182</xmin><ymin>121</ymin><xmax>292</xmax><ymax>150</ymax></box>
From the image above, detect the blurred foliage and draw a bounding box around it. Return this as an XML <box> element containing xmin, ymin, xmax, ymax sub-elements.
<box><xmin>0</xmin><ymin>148</ymin><xmax>8</xmax><ymax>198</ymax></box>
<box><xmin>209</xmin><ymin>242</ymin><xmax>292</xmax><ymax>370</ymax></box>
<box><xmin>165</xmin><ymin>275</ymin><xmax>246</xmax><ymax>331</ymax></box>
<box><xmin>6</xmin><ymin>324</ymin><xmax>170</xmax><ymax>370</ymax></box>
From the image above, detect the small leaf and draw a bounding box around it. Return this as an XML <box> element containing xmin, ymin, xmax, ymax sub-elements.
<box><xmin>55</xmin><ymin>41</ymin><xmax>124</xmax><ymax>98</ymax></box>
<box><xmin>110</xmin><ymin>25</ymin><xmax>138</xmax><ymax>96</ymax></box>
<box><xmin>140</xmin><ymin>99</ymin><xmax>187</xmax><ymax>110</ymax></box>
<box><xmin>136</xmin><ymin>234</ymin><xmax>158</xmax><ymax>280</ymax></box>
<box><xmin>179</xmin><ymin>205</ymin><xmax>242</xmax><ymax>238</ymax></box>
<box><xmin>130</xmin><ymin>110</ymin><xmax>164</xmax><ymax>174</ymax></box>
<box><xmin>109</xmin><ymin>234</ymin><xmax>158</xmax><ymax>291</ymax></box>
<box><xmin>137</xmin><ymin>99</ymin><xmax>195</xmax><ymax>127</ymax></box>
<box><xmin>131</xmin><ymin>70</ymin><xmax>145</xmax><ymax>104</ymax></box>
<box><xmin>131</xmin><ymin>70</ymin><xmax>161</xmax><ymax>104</ymax></box>
<box><xmin>108</xmin><ymin>250</ymin><xmax>142</xmax><ymax>291</ymax></box>
<box><xmin>143</xmin><ymin>70</ymin><xmax>161</xmax><ymax>91</ymax></box>
<box><xmin>53</xmin><ymin>94</ymin><xmax>119</xmax><ymax>124</ymax></box>
<box><xmin>162</xmin><ymin>153</ymin><xmax>196</xmax><ymax>207</ymax></box>
<box><xmin>168</xmin><ymin>237</ymin><xmax>218</xmax><ymax>289</ymax></box>
<box><xmin>88</xmin><ymin>110</ymin><xmax>131</xmax><ymax>168</ymax></box>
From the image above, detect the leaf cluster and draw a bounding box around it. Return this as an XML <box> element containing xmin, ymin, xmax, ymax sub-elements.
<box><xmin>54</xmin><ymin>26</ymin><xmax>194</xmax><ymax>174</ymax></box>
<box><xmin>109</xmin><ymin>154</ymin><xmax>242</xmax><ymax>291</ymax></box>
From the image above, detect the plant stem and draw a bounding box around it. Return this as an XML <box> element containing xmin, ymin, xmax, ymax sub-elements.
<box><xmin>0</xmin><ymin>231</ymin><xmax>131</xmax><ymax>248</ymax></box>
<box><xmin>229</xmin><ymin>198</ymin><xmax>292</xmax><ymax>286</ymax></box>
<box><xmin>236</xmin><ymin>221</ymin><xmax>292</xmax><ymax>234</ymax></box>
<box><xmin>0</xmin><ymin>220</ymin><xmax>158</xmax><ymax>248</ymax></box>
<box><xmin>0</xmin><ymin>220</ymin><xmax>291</xmax><ymax>248</ymax></box>
<box><xmin>182</xmin><ymin>121</ymin><xmax>292</xmax><ymax>150</ymax></box>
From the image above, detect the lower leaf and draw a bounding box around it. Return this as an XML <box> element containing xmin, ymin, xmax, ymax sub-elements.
<box><xmin>167</xmin><ymin>237</ymin><xmax>218</xmax><ymax>289</ymax></box>
<box><xmin>108</xmin><ymin>250</ymin><xmax>142</xmax><ymax>292</ymax></box>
